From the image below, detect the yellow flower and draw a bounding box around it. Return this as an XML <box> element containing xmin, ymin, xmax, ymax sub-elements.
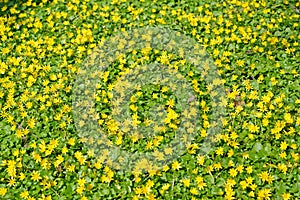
<box><xmin>20</xmin><ymin>191</ymin><xmax>29</xmax><ymax>199</ymax></box>
<box><xmin>31</xmin><ymin>171</ymin><xmax>41</xmax><ymax>181</ymax></box>
<box><xmin>249</xmin><ymin>191</ymin><xmax>255</xmax><ymax>197</ymax></box>
<box><xmin>236</xmin><ymin>60</ymin><xmax>245</xmax><ymax>67</ymax></box>
<box><xmin>27</xmin><ymin>118</ymin><xmax>36</xmax><ymax>128</ymax></box>
<box><xmin>258</xmin><ymin>171</ymin><xmax>272</xmax><ymax>183</ymax></box>
<box><xmin>190</xmin><ymin>187</ymin><xmax>198</xmax><ymax>195</ymax></box>
<box><xmin>1</xmin><ymin>47</ymin><xmax>10</xmax><ymax>55</ymax></box>
<box><xmin>62</xmin><ymin>146</ymin><xmax>68</xmax><ymax>154</ymax></box>
<box><xmin>282</xmin><ymin>193</ymin><xmax>291</xmax><ymax>200</ymax></box>
<box><xmin>279</xmin><ymin>152</ymin><xmax>287</xmax><ymax>159</ymax></box>
<box><xmin>67</xmin><ymin>164</ymin><xmax>75</xmax><ymax>172</ymax></box>
<box><xmin>162</xmin><ymin>165</ymin><xmax>169</xmax><ymax>172</ymax></box>
<box><xmin>181</xmin><ymin>179</ymin><xmax>190</xmax><ymax>187</ymax></box>
<box><xmin>284</xmin><ymin>113</ymin><xmax>293</xmax><ymax>123</ymax></box>
<box><xmin>8</xmin><ymin>178</ymin><xmax>16</xmax><ymax>186</ymax></box>
<box><xmin>80</xmin><ymin>196</ymin><xmax>87</xmax><ymax>200</ymax></box>
<box><xmin>172</xmin><ymin>161</ymin><xmax>181</xmax><ymax>170</ymax></box>
<box><xmin>19</xmin><ymin>173</ymin><xmax>26</xmax><ymax>180</ymax></box>
<box><xmin>76</xmin><ymin>186</ymin><xmax>84</xmax><ymax>195</ymax></box>
<box><xmin>0</xmin><ymin>188</ymin><xmax>7</xmax><ymax>196</ymax></box>
<box><xmin>229</xmin><ymin>168</ymin><xmax>238</xmax><ymax>177</ymax></box>
<box><xmin>197</xmin><ymin>181</ymin><xmax>207</xmax><ymax>190</ymax></box>
<box><xmin>280</xmin><ymin>141</ymin><xmax>288</xmax><ymax>150</ymax></box>
<box><xmin>246</xmin><ymin>166</ymin><xmax>253</xmax><ymax>174</ymax></box>
<box><xmin>161</xmin><ymin>183</ymin><xmax>170</xmax><ymax>191</ymax></box>
<box><xmin>77</xmin><ymin>178</ymin><xmax>86</xmax><ymax>186</ymax></box>
<box><xmin>68</xmin><ymin>138</ymin><xmax>75</xmax><ymax>146</ymax></box>
<box><xmin>240</xmin><ymin>181</ymin><xmax>248</xmax><ymax>189</ymax></box>
<box><xmin>257</xmin><ymin>188</ymin><xmax>271</xmax><ymax>200</ymax></box>
<box><xmin>215</xmin><ymin>147</ymin><xmax>224</xmax><ymax>156</ymax></box>
<box><xmin>248</xmin><ymin>123</ymin><xmax>259</xmax><ymax>133</ymax></box>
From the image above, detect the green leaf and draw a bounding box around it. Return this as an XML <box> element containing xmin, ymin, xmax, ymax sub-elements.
<box><xmin>253</xmin><ymin>142</ymin><xmax>263</xmax><ymax>152</ymax></box>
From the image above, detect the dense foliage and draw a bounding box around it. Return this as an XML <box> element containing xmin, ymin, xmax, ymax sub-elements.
<box><xmin>0</xmin><ymin>0</ymin><xmax>299</xmax><ymax>199</ymax></box>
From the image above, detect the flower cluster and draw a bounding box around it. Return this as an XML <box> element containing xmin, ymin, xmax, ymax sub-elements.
<box><xmin>0</xmin><ymin>0</ymin><xmax>299</xmax><ymax>199</ymax></box>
